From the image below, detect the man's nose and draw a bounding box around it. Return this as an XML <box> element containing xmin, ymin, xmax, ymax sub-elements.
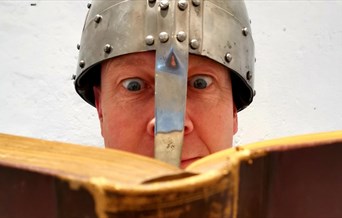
<box><xmin>147</xmin><ymin>114</ymin><xmax>194</xmax><ymax>136</ymax></box>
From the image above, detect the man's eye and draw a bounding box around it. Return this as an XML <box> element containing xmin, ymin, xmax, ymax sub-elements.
<box><xmin>122</xmin><ymin>78</ymin><xmax>145</xmax><ymax>91</ymax></box>
<box><xmin>189</xmin><ymin>75</ymin><xmax>213</xmax><ymax>89</ymax></box>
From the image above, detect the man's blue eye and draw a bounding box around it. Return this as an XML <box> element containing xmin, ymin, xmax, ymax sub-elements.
<box><xmin>189</xmin><ymin>76</ymin><xmax>213</xmax><ymax>89</ymax></box>
<box><xmin>122</xmin><ymin>78</ymin><xmax>145</xmax><ymax>91</ymax></box>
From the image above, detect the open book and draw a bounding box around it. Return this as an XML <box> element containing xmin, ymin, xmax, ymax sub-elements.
<box><xmin>1</xmin><ymin>131</ymin><xmax>341</xmax><ymax>218</ymax></box>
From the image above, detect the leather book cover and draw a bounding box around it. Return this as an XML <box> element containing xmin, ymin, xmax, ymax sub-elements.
<box><xmin>0</xmin><ymin>131</ymin><xmax>341</xmax><ymax>218</ymax></box>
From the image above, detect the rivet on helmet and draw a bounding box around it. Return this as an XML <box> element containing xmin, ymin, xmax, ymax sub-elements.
<box><xmin>246</xmin><ymin>71</ymin><xmax>252</xmax><ymax>81</ymax></box>
<box><xmin>104</xmin><ymin>44</ymin><xmax>112</xmax><ymax>54</ymax></box>
<box><xmin>225</xmin><ymin>53</ymin><xmax>233</xmax><ymax>63</ymax></box>
<box><xmin>190</xmin><ymin>39</ymin><xmax>199</xmax><ymax>49</ymax></box>
<box><xmin>178</xmin><ymin>0</ymin><xmax>188</xmax><ymax>10</ymax></box>
<box><xmin>176</xmin><ymin>31</ymin><xmax>187</xmax><ymax>42</ymax></box>
<box><xmin>79</xmin><ymin>60</ymin><xmax>85</xmax><ymax>68</ymax></box>
<box><xmin>242</xmin><ymin>27</ymin><xmax>249</xmax><ymax>36</ymax></box>
<box><xmin>159</xmin><ymin>32</ymin><xmax>169</xmax><ymax>43</ymax></box>
<box><xmin>159</xmin><ymin>0</ymin><xmax>169</xmax><ymax>10</ymax></box>
<box><xmin>145</xmin><ymin>35</ymin><xmax>155</xmax><ymax>46</ymax></box>
<box><xmin>192</xmin><ymin>0</ymin><xmax>200</xmax><ymax>7</ymax></box>
<box><xmin>94</xmin><ymin>14</ymin><xmax>102</xmax><ymax>23</ymax></box>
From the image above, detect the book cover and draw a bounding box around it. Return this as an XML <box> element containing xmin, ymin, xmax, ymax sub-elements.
<box><xmin>0</xmin><ymin>131</ymin><xmax>341</xmax><ymax>218</ymax></box>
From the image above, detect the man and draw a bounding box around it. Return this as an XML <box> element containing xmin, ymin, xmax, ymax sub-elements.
<box><xmin>74</xmin><ymin>0</ymin><xmax>255</xmax><ymax>168</ymax></box>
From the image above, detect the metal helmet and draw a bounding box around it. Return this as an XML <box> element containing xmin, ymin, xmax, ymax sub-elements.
<box><xmin>75</xmin><ymin>0</ymin><xmax>255</xmax><ymax>111</ymax></box>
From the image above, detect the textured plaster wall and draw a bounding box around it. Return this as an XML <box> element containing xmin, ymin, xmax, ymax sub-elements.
<box><xmin>0</xmin><ymin>1</ymin><xmax>341</xmax><ymax>148</ymax></box>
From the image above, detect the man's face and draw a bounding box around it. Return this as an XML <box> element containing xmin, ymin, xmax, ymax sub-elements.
<box><xmin>94</xmin><ymin>52</ymin><xmax>238</xmax><ymax>168</ymax></box>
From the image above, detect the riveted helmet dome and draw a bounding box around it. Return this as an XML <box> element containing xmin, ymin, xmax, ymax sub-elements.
<box><xmin>75</xmin><ymin>0</ymin><xmax>255</xmax><ymax>111</ymax></box>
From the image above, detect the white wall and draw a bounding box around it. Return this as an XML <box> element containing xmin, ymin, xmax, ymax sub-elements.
<box><xmin>237</xmin><ymin>1</ymin><xmax>342</xmax><ymax>145</ymax></box>
<box><xmin>0</xmin><ymin>1</ymin><xmax>341</xmax><ymax>148</ymax></box>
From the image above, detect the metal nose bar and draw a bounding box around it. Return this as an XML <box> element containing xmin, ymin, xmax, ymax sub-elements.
<box><xmin>154</xmin><ymin>0</ymin><xmax>190</xmax><ymax>167</ymax></box>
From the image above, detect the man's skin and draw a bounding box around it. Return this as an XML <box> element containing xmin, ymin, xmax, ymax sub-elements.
<box><xmin>93</xmin><ymin>51</ymin><xmax>238</xmax><ymax>168</ymax></box>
